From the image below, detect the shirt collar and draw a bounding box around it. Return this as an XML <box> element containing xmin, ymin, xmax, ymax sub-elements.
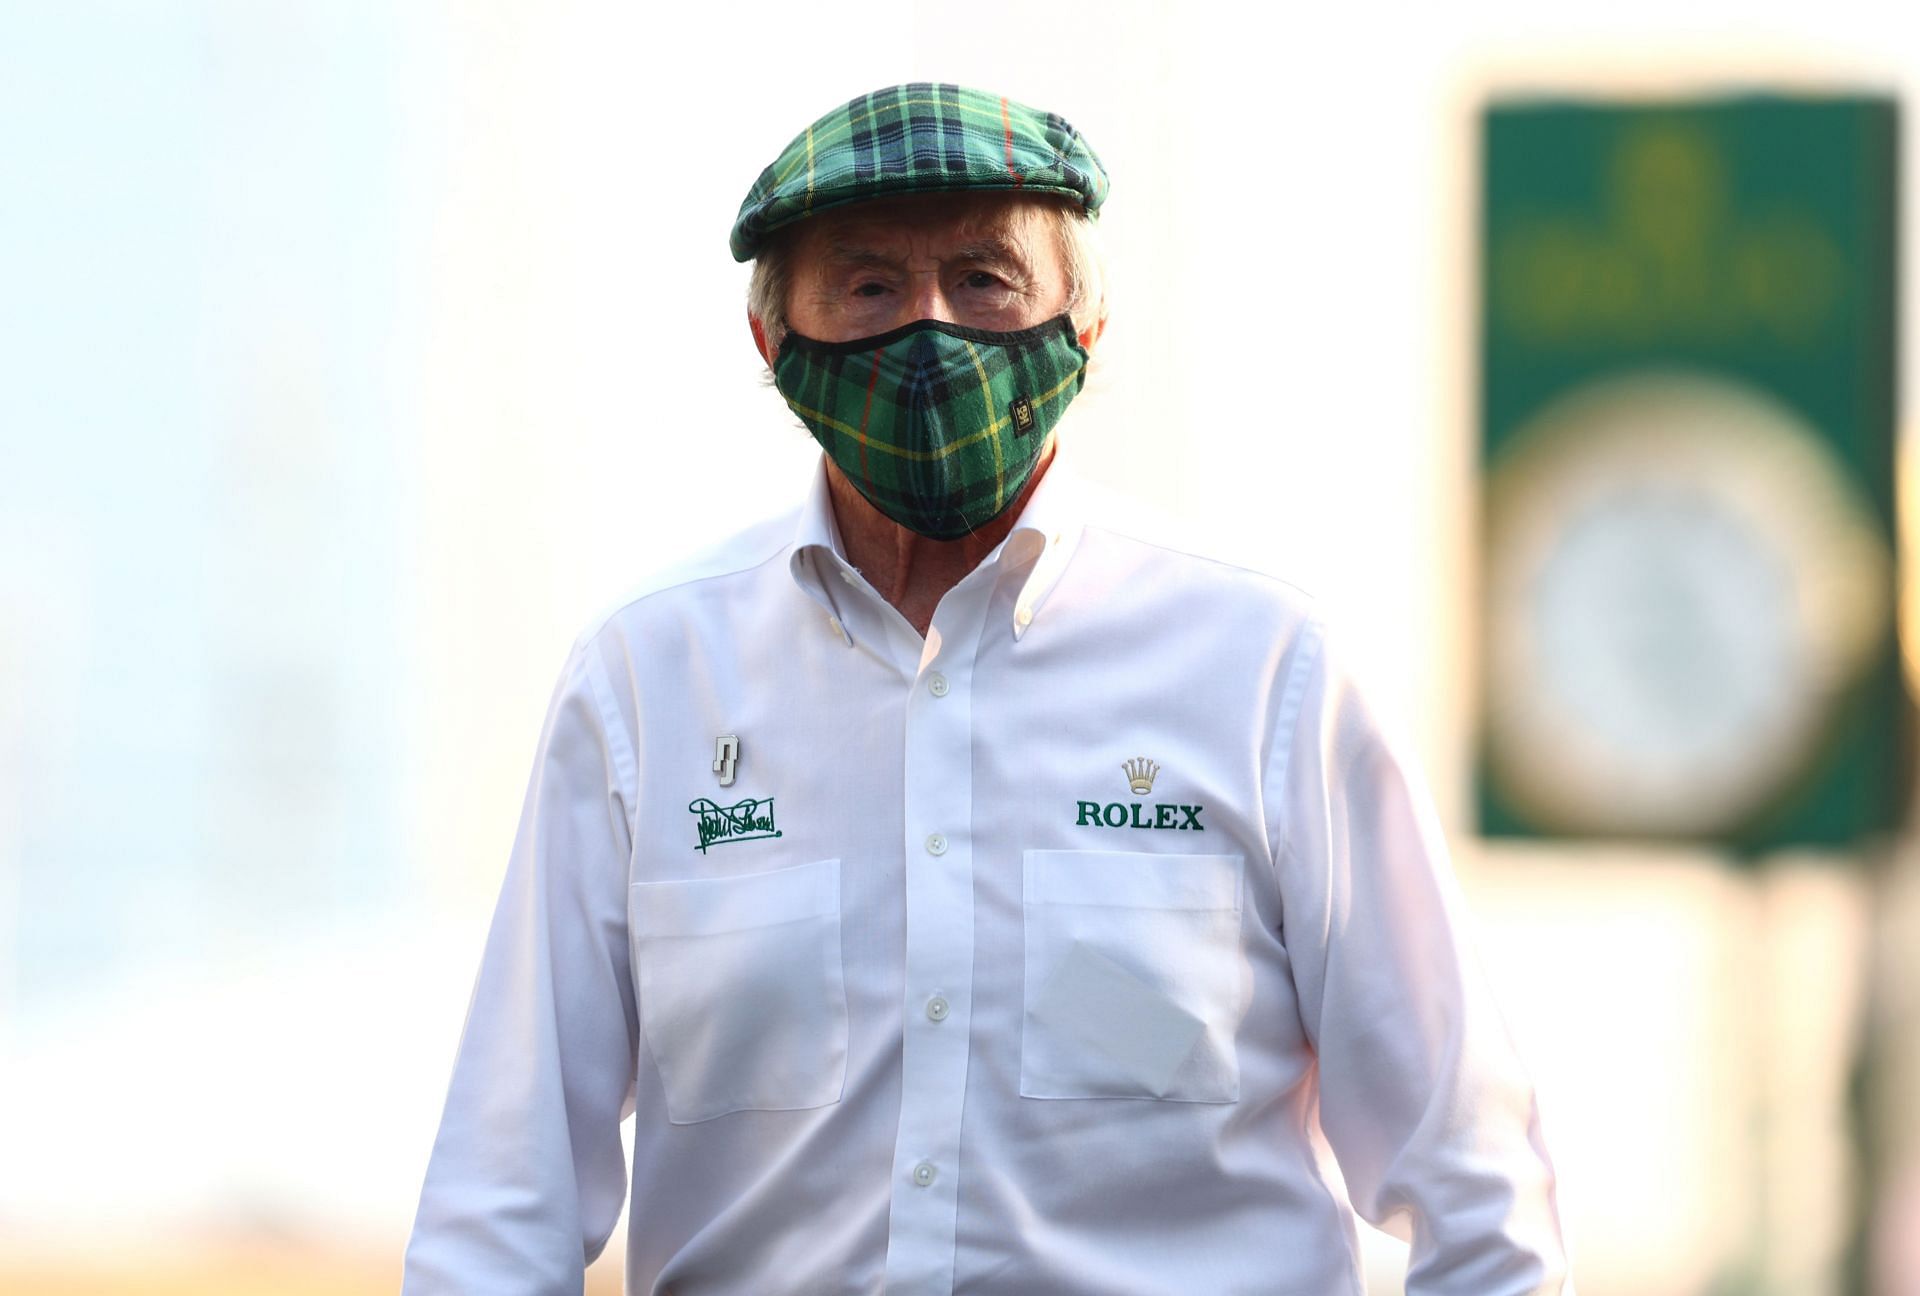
<box><xmin>787</xmin><ymin>441</ymin><xmax>1088</xmax><ymax>644</ymax></box>
<box><xmin>788</xmin><ymin>463</ymin><xmax>856</xmax><ymax>646</ymax></box>
<box><xmin>997</xmin><ymin>446</ymin><xmax>1085</xmax><ymax>642</ymax></box>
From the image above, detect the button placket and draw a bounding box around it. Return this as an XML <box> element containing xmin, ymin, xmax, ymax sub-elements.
<box><xmin>883</xmin><ymin>572</ymin><xmax>994</xmax><ymax>1294</ymax></box>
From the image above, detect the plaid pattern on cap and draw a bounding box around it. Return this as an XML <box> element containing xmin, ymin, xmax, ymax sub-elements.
<box><xmin>772</xmin><ymin>316</ymin><xmax>1088</xmax><ymax>539</ymax></box>
<box><xmin>730</xmin><ymin>83</ymin><xmax>1108</xmax><ymax>262</ymax></box>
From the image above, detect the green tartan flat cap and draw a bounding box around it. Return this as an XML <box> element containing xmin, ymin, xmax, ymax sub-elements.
<box><xmin>730</xmin><ymin>82</ymin><xmax>1109</xmax><ymax>262</ymax></box>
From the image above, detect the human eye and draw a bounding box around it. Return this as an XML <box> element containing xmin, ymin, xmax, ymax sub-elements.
<box><xmin>851</xmin><ymin>280</ymin><xmax>891</xmax><ymax>298</ymax></box>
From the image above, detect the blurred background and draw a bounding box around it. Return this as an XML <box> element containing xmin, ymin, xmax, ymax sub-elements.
<box><xmin>2</xmin><ymin>2</ymin><xmax>1917</xmax><ymax>1293</ymax></box>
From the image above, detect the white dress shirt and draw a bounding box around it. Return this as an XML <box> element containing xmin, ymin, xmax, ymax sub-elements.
<box><xmin>403</xmin><ymin>450</ymin><xmax>1571</xmax><ymax>1295</ymax></box>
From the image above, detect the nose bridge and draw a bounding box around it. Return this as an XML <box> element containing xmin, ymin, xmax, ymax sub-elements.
<box><xmin>903</xmin><ymin>266</ymin><xmax>954</xmax><ymax>324</ymax></box>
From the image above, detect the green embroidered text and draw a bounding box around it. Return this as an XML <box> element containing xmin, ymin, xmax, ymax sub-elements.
<box><xmin>689</xmin><ymin>797</ymin><xmax>783</xmax><ymax>853</ymax></box>
<box><xmin>1074</xmin><ymin>800</ymin><xmax>1205</xmax><ymax>831</ymax></box>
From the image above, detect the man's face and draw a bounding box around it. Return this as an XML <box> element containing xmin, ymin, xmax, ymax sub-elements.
<box><xmin>782</xmin><ymin>192</ymin><xmax>1071</xmax><ymax>347</ymax></box>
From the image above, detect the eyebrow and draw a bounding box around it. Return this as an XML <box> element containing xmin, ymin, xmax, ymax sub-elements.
<box><xmin>947</xmin><ymin>236</ymin><xmax>1030</xmax><ymax>267</ymax></box>
<box><xmin>821</xmin><ymin>245</ymin><xmax>900</xmax><ymax>274</ymax></box>
<box><xmin>820</xmin><ymin>234</ymin><xmax>1032</xmax><ymax>273</ymax></box>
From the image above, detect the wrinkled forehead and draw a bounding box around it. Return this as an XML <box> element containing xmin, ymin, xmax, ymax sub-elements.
<box><xmin>787</xmin><ymin>191</ymin><xmax>1057</xmax><ymax>265</ymax></box>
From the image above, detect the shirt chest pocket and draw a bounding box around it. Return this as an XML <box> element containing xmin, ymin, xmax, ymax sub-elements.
<box><xmin>1021</xmin><ymin>849</ymin><xmax>1246</xmax><ymax>1103</ymax></box>
<box><xmin>630</xmin><ymin>858</ymin><xmax>848</xmax><ymax>1124</ymax></box>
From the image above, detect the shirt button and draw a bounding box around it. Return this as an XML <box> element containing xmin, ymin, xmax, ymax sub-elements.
<box><xmin>925</xmin><ymin>832</ymin><xmax>947</xmax><ymax>856</ymax></box>
<box><xmin>839</xmin><ymin>570</ymin><xmax>859</xmax><ymax>585</ymax></box>
<box><xmin>925</xmin><ymin>995</ymin><xmax>950</xmax><ymax>1022</ymax></box>
<box><xmin>827</xmin><ymin>615</ymin><xmax>844</xmax><ymax>636</ymax></box>
<box><xmin>912</xmin><ymin>1161</ymin><xmax>937</xmax><ymax>1187</ymax></box>
<box><xmin>1014</xmin><ymin>605</ymin><xmax>1034</xmax><ymax>629</ymax></box>
<box><xmin>927</xmin><ymin>671</ymin><xmax>949</xmax><ymax>698</ymax></box>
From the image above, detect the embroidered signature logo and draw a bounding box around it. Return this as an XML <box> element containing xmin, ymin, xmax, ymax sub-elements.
<box><xmin>688</xmin><ymin>797</ymin><xmax>783</xmax><ymax>853</ymax></box>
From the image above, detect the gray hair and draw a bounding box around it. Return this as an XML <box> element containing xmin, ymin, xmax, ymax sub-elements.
<box><xmin>747</xmin><ymin>198</ymin><xmax>1107</xmax><ymax>366</ymax></box>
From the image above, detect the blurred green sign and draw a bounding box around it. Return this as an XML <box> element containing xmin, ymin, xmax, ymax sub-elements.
<box><xmin>1478</xmin><ymin>95</ymin><xmax>1903</xmax><ymax>851</ymax></box>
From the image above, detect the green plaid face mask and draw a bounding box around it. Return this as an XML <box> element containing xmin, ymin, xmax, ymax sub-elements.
<box><xmin>774</xmin><ymin>315</ymin><xmax>1089</xmax><ymax>540</ymax></box>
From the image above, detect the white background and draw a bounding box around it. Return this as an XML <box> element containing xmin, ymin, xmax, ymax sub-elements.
<box><xmin>2</xmin><ymin>2</ymin><xmax>1916</xmax><ymax>1292</ymax></box>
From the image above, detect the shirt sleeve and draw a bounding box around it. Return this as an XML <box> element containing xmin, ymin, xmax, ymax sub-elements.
<box><xmin>403</xmin><ymin>635</ymin><xmax>640</xmax><ymax>1295</ymax></box>
<box><xmin>1267</xmin><ymin>615</ymin><xmax>1573</xmax><ymax>1295</ymax></box>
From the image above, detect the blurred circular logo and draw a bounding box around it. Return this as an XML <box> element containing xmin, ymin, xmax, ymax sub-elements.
<box><xmin>1483</xmin><ymin>369</ymin><xmax>1890</xmax><ymax>837</ymax></box>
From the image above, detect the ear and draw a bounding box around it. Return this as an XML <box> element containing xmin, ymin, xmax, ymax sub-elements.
<box><xmin>749</xmin><ymin>312</ymin><xmax>774</xmax><ymax>368</ymax></box>
<box><xmin>1075</xmin><ymin>309</ymin><xmax>1108</xmax><ymax>354</ymax></box>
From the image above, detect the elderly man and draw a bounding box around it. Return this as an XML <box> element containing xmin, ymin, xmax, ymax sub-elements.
<box><xmin>404</xmin><ymin>84</ymin><xmax>1571</xmax><ymax>1295</ymax></box>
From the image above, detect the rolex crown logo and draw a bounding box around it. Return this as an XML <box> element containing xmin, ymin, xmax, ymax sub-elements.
<box><xmin>1123</xmin><ymin>757</ymin><xmax>1160</xmax><ymax>796</ymax></box>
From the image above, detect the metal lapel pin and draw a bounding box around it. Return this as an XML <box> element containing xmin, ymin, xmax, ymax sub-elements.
<box><xmin>713</xmin><ymin>735</ymin><xmax>740</xmax><ymax>787</ymax></box>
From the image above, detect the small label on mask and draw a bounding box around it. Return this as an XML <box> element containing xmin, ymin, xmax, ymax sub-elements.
<box><xmin>1011</xmin><ymin>395</ymin><xmax>1035</xmax><ymax>436</ymax></box>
